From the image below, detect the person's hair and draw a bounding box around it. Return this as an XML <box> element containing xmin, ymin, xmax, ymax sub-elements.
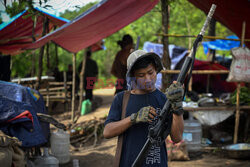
<box><xmin>130</xmin><ymin>56</ymin><xmax>156</xmax><ymax>76</ymax></box>
<box><xmin>117</xmin><ymin>34</ymin><xmax>133</xmax><ymax>49</ymax></box>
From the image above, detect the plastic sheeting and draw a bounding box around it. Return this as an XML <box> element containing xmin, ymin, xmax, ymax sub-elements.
<box><xmin>202</xmin><ymin>35</ymin><xmax>240</xmax><ymax>54</ymax></box>
<box><xmin>143</xmin><ymin>41</ymin><xmax>188</xmax><ymax>89</ymax></box>
<box><xmin>191</xmin><ymin>110</ymin><xmax>234</xmax><ymax>126</ymax></box>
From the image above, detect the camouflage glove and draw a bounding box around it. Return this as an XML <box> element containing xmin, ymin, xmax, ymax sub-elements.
<box><xmin>130</xmin><ymin>106</ymin><xmax>152</xmax><ymax>124</ymax></box>
<box><xmin>165</xmin><ymin>82</ymin><xmax>184</xmax><ymax>115</ymax></box>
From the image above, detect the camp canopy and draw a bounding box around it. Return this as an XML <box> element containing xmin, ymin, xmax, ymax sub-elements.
<box><xmin>188</xmin><ymin>0</ymin><xmax>250</xmax><ymax>48</ymax></box>
<box><xmin>0</xmin><ymin>7</ymin><xmax>69</xmax><ymax>55</ymax></box>
<box><xmin>25</xmin><ymin>0</ymin><xmax>159</xmax><ymax>53</ymax></box>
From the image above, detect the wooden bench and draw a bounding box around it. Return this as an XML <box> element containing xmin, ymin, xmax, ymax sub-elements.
<box><xmin>39</xmin><ymin>81</ymin><xmax>72</xmax><ymax>111</ymax></box>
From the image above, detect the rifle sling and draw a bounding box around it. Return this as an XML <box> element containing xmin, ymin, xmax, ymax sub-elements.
<box><xmin>113</xmin><ymin>90</ymin><xmax>130</xmax><ymax>167</ymax></box>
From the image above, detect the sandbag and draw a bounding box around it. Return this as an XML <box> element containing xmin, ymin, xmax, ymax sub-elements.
<box><xmin>0</xmin><ymin>131</ymin><xmax>26</xmax><ymax>167</ymax></box>
<box><xmin>166</xmin><ymin>136</ymin><xmax>190</xmax><ymax>161</ymax></box>
<box><xmin>227</xmin><ymin>47</ymin><xmax>250</xmax><ymax>82</ymax></box>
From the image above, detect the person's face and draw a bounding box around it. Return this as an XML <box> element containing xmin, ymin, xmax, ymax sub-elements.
<box><xmin>133</xmin><ymin>63</ymin><xmax>157</xmax><ymax>92</ymax></box>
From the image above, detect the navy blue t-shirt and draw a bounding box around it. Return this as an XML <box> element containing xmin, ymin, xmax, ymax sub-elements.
<box><xmin>105</xmin><ymin>89</ymin><xmax>168</xmax><ymax>167</ymax></box>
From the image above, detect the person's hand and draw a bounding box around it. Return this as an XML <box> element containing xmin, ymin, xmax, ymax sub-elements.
<box><xmin>165</xmin><ymin>81</ymin><xmax>184</xmax><ymax>112</ymax></box>
<box><xmin>130</xmin><ymin>106</ymin><xmax>157</xmax><ymax>124</ymax></box>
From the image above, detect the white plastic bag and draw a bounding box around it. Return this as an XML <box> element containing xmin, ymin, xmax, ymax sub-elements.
<box><xmin>227</xmin><ymin>47</ymin><xmax>250</xmax><ymax>82</ymax></box>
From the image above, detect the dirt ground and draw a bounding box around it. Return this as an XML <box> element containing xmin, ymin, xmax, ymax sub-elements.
<box><xmin>51</xmin><ymin>88</ymin><xmax>250</xmax><ymax>167</ymax></box>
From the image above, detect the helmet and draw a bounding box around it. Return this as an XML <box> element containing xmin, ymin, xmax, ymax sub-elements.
<box><xmin>126</xmin><ymin>50</ymin><xmax>163</xmax><ymax>90</ymax></box>
<box><xmin>126</xmin><ymin>50</ymin><xmax>163</xmax><ymax>77</ymax></box>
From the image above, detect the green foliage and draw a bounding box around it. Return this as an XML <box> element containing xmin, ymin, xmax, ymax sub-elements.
<box><xmin>5</xmin><ymin>1</ymin><xmax>26</xmax><ymax>17</ymax></box>
<box><xmin>230</xmin><ymin>87</ymin><xmax>250</xmax><ymax>105</ymax></box>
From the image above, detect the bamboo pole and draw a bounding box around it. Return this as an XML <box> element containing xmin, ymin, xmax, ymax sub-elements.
<box><xmin>0</xmin><ymin>35</ymin><xmax>41</xmax><ymax>43</ymax></box>
<box><xmin>233</xmin><ymin>21</ymin><xmax>246</xmax><ymax>144</ymax></box>
<box><xmin>234</xmin><ymin>83</ymin><xmax>241</xmax><ymax>144</ymax></box>
<box><xmin>71</xmin><ymin>53</ymin><xmax>77</xmax><ymax>122</ymax></box>
<box><xmin>63</xmin><ymin>71</ymin><xmax>68</xmax><ymax>112</ymax></box>
<box><xmin>161</xmin><ymin>69</ymin><xmax>229</xmax><ymax>74</ymax></box>
<box><xmin>77</xmin><ymin>49</ymin><xmax>88</xmax><ymax>116</ymax></box>
<box><xmin>188</xmin><ymin>77</ymin><xmax>192</xmax><ymax>91</ymax></box>
<box><xmin>157</xmin><ymin>33</ymin><xmax>250</xmax><ymax>42</ymax></box>
<box><xmin>241</xmin><ymin>21</ymin><xmax>246</xmax><ymax>46</ymax></box>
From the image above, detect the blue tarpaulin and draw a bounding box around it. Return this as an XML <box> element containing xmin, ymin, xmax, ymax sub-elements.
<box><xmin>0</xmin><ymin>81</ymin><xmax>49</xmax><ymax>147</ymax></box>
<box><xmin>202</xmin><ymin>35</ymin><xmax>240</xmax><ymax>54</ymax></box>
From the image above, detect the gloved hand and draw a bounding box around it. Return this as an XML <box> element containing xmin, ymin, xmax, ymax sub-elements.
<box><xmin>165</xmin><ymin>82</ymin><xmax>184</xmax><ymax>113</ymax></box>
<box><xmin>130</xmin><ymin>106</ymin><xmax>156</xmax><ymax>124</ymax></box>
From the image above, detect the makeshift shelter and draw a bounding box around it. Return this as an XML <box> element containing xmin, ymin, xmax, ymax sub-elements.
<box><xmin>25</xmin><ymin>0</ymin><xmax>159</xmax><ymax>52</ymax></box>
<box><xmin>188</xmin><ymin>0</ymin><xmax>250</xmax><ymax>48</ymax></box>
<box><xmin>0</xmin><ymin>7</ymin><xmax>69</xmax><ymax>55</ymax></box>
<box><xmin>22</xmin><ymin>0</ymin><xmax>159</xmax><ymax>121</ymax></box>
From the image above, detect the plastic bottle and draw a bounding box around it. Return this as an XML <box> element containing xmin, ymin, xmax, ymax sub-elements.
<box><xmin>34</xmin><ymin>148</ymin><xmax>59</xmax><ymax>167</ymax></box>
<box><xmin>81</xmin><ymin>99</ymin><xmax>92</xmax><ymax>115</ymax></box>
<box><xmin>50</xmin><ymin>129</ymin><xmax>70</xmax><ymax>164</ymax></box>
<box><xmin>183</xmin><ymin>116</ymin><xmax>202</xmax><ymax>152</ymax></box>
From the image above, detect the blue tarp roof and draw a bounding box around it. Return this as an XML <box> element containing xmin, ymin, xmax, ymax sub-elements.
<box><xmin>0</xmin><ymin>7</ymin><xmax>69</xmax><ymax>31</ymax></box>
<box><xmin>202</xmin><ymin>35</ymin><xmax>240</xmax><ymax>54</ymax></box>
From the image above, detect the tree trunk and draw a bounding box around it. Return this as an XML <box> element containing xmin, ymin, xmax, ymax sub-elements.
<box><xmin>46</xmin><ymin>42</ymin><xmax>50</xmax><ymax>69</ymax></box>
<box><xmin>31</xmin><ymin>50</ymin><xmax>36</xmax><ymax>77</ymax></box>
<box><xmin>36</xmin><ymin>16</ymin><xmax>48</xmax><ymax>90</ymax></box>
<box><xmin>206</xmin><ymin>18</ymin><xmax>216</xmax><ymax>93</ymax></box>
<box><xmin>54</xmin><ymin>26</ymin><xmax>59</xmax><ymax>68</ymax></box>
<box><xmin>161</xmin><ymin>0</ymin><xmax>171</xmax><ymax>91</ymax></box>
<box><xmin>208</xmin><ymin>18</ymin><xmax>216</xmax><ymax>62</ymax></box>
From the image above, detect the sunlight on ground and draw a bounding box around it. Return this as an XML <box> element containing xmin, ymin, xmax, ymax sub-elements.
<box><xmin>76</xmin><ymin>87</ymin><xmax>115</xmax><ymax>123</ymax></box>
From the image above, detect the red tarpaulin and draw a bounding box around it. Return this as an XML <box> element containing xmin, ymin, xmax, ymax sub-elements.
<box><xmin>26</xmin><ymin>0</ymin><xmax>159</xmax><ymax>53</ymax></box>
<box><xmin>0</xmin><ymin>8</ymin><xmax>69</xmax><ymax>55</ymax></box>
<box><xmin>188</xmin><ymin>0</ymin><xmax>250</xmax><ymax>48</ymax></box>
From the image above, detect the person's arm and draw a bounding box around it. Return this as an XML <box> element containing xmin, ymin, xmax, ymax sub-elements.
<box><xmin>103</xmin><ymin>106</ymin><xmax>156</xmax><ymax>139</ymax></box>
<box><xmin>103</xmin><ymin>117</ymin><xmax>132</xmax><ymax>139</ymax></box>
<box><xmin>170</xmin><ymin>114</ymin><xmax>184</xmax><ymax>143</ymax></box>
<box><xmin>165</xmin><ymin>81</ymin><xmax>184</xmax><ymax>143</ymax></box>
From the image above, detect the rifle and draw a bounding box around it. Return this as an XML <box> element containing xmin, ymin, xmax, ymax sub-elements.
<box><xmin>132</xmin><ymin>4</ymin><xmax>216</xmax><ymax>167</ymax></box>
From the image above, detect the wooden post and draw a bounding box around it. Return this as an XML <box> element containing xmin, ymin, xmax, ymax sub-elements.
<box><xmin>71</xmin><ymin>53</ymin><xmax>77</xmax><ymax>122</ymax></box>
<box><xmin>233</xmin><ymin>83</ymin><xmax>241</xmax><ymax>143</ymax></box>
<box><xmin>161</xmin><ymin>0</ymin><xmax>171</xmax><ymax>91</ymax></box>
<box><xmin>188</xmin><ymin>76</ymin><xmax>192</xmax><ymax>91</ymax></box>
<box><xmin>46</xmin><ymin>83</ymin><xmax>50</xmax><ymax>107</ymax></box>
<box><xmin>233</xmin><ymin>21</ymin><xmax>246</xmax><ymax>143</ymax></box>
<box><xmin>241</xmin><ymin>21</ymin><xmax>246</xmax><ymax>46</ymax></box>
<box><xmin>77</xmin><ymin>49</ymin><xmax>88</xmax><ymax>115</ymax></box>
<box><xmin>63</xmin><ymin>71</ymin><xmax>68</xmax><ymax>112</ymax></box>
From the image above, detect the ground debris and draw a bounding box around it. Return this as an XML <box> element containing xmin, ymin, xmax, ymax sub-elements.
<box><xmin>69</xmin><ymin>116</ymin><xmax>106</xmax><ymax>147</ymax></box>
